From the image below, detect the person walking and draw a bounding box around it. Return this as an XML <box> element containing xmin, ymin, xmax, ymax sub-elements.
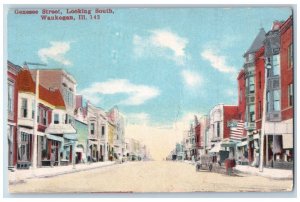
<box><xmin>50</xmin><ymin>150</ymin><xmax>55</xmax><ymax>168</ymax></box>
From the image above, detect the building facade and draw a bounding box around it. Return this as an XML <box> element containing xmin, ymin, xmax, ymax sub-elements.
<box><xmin>7</xmin><ymin>61</ymin><xmax>22</xmax><ymax>169</ymax></box>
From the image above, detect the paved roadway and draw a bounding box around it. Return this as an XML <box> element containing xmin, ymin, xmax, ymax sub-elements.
<box><xmin>9</xmin><ymin>161</ymin><xmax>293</xmax><ymax>193</ymax></box>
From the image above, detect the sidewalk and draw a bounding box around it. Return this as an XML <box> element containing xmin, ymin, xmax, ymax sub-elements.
<box><xmin>234</xmin><ymin>165</ymin><xmax>293</xmax><ymax>180</ymax></box>
<box><xmin>9</xmin><ymin>161</ymin><xmax>116</xmax><ymax>185</ymax></box>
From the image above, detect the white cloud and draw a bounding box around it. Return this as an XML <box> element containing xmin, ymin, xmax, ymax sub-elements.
<box><xmin>181</xmin><ymin>69</ymin><xmax>202</xmax><ymax>88</ymax></box>
<box><xmin>38</xmin><ymin>41</ymin><xmax>72</xmax><ymax>66</ymax></box>
<box><xmin>201</xmin><ymin>49</ymin><xmax>236</xmax><ymax>73</ymax></box>
<box><xmin>79</xmin><ymin>79</ymin><xmax>160</xmax><ymax>106</ymax></box>
<box><xmin>133</xmin><ymin>29</ymin><xmax>188</xmax><ymax>65</ymax></box>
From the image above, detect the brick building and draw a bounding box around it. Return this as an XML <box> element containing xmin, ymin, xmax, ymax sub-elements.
<box><xmin>7</xmin><ymin>61</ymin><xmax>22</xmax><ymax>168</ymax></box>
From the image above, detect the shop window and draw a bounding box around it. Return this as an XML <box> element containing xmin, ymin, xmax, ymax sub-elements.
<box><xmin>18</xmin><ymin>132</ymin><xmax>30</xmax><ymax>161</ymax></box>
<box><xmin>288</xmin><ymin>83</ymin><xmax>293</xmax><ymax>107</ymax></box>
<box><xmin>273</xmin><ymin>90</ymin><xmax>280</xmax><ymax>111</ymax></box>
<box><xmin>54</xmin><ymin>114</ymin><xmax>59</xmax><ymax>124</ymax></box>
<box><xmin>272</xmin><ymin>55</ymin><xmax>280</xmax><ymax>76</ymax></box>
<box><xmin>21</xmin><ymin>98</ymin><xmax>28</xmax><ymax>118</ymax></box>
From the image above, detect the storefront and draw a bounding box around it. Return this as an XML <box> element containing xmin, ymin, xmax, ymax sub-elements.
<box><xmin>17</xmin><ymin>128</ymin><xmax>33</xmax><ymax>169</ymax></box>
<box><xmin>248</xmin><ymin>133</ymin><xmax>260</xmax><ymax>167</ymax></box>
<box><xmin>88</xmin><ymin>140</ymin><xmax>98</xmax><ymax>162</ymax></box>
<box><xmin>236</xmin><ymin>140</ymin><xmax>248</xmax><ymax>165</ymax></box>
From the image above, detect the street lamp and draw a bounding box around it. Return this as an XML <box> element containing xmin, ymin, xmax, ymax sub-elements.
<box><xmin>259</xmin><ymin>60</ymin><xmax>272</xmax><ymax>172</ymax></box>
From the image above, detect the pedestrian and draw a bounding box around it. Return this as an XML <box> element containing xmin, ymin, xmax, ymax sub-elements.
<box><xmin>50</xmin><ymin>150</ymin><xmax>55</xmax><ymax>168</ymax></box>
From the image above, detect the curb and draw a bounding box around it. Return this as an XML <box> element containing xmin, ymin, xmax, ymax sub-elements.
<box><xmin>233</xmin><ymin>169</ymin><xmax>293</xmax><ymax>180</ymax></box>
<box><xmin>9</xmin><ymin>162</ymin><xmax>117</xmax><ymax>185</ymax></box>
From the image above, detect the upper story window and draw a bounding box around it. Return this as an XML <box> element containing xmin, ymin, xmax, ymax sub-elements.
<box><xmin>249</xmin><ymin>104</ymin><xmax>255</xmax><ymax>122</ymax></box>
<box><xmin>43</xmin><ymin>110</ymin><xmax>47</xmax><ymax>125</ymax></box>
<box><xmin>266</xmin><ymin>91</ymin><xmax>270</xmax><ymax>112</ymax></box>
<box><xmin>272</xmin><ymin>55</ymin><xmax>280</xmax><ymax>76</ymax></box>
<box><xmin>101</xmin><ymin>125</ymin><xmax>105</xmax><ymax>136</ymax></box>
<box><xmin>288</xmin><ymin>83</ymin><xmax>293</xmax><ymax>107</ymax></box>
<box><xmin>54</xmin><ymin>113</ymin><xmax>59</xmax><ymax>124</ymax></box>
<box><xmin>8</xmin><ymin>82</ymin><xmax>14</xmax><ymax>114</ymax></box>
<box><xmin>21</xmin><ymin>98</ymin><xmax>28</xmax><ymax>118</ymax></box>
<box><xmin>249</xmin><ymin>76</ymin><xmax>255</xmax><ymax>93</ymax></box>
<box><xmin>90</xmin><ymin>123</ymin><xmax>95</xmax><ymax>135</ymax></box>
<box><xmin>216</xmin><ymin>121</ymin><xmax>220</xmax><ymax>138</ymax></box>
<box><xmin>288</xmin><ymin>43</ymin><xmax>293</xmax><ymax>68</ymax></box>
<box><xmin>32</xmin><ymin>100</ymin><xmax>35</xmax><ymax>119</ymax></box>
<box><xmin>37</xmin><ymin>108</ymin><xmax>40</xmax><ymax>123</ymax></box>
<box><xmin>273</xmin><ymin>90</ymin><xmax>281</xmax><ymax>111</ymax></box>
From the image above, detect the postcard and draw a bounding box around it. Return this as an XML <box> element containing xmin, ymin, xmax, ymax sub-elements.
<box><xmin>5</xmin><ymin>5</ymin><xmax>294</xmax><ymax>194</ymax></box>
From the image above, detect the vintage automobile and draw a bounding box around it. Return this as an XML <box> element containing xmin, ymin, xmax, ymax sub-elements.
<box><xmin>196</xmin><ymin>155</ymin><xmax>213</xmax><ymax>172</ymax></box>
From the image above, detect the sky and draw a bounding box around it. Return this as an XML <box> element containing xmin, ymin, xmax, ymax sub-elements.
<box><xmin>7</xmin><ymin>7</ymin><xmax>292</xmax><ymax>160</ymax></box>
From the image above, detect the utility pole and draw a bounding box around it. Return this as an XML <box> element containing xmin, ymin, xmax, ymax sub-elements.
<box><xmin>259</xmin><ymin>60</ymin><xmax>272</xmax><ymax>172</ymax></box>
<box><xmin>24</xmin><ymin>62</ymin><xmax>46</xmax><ymax>169</ymax></box>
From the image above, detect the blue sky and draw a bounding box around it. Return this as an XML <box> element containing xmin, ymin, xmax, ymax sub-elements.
<box><xmin>7</xmin><ymin>7</ymin><xmax>292</xmax><ymax>126</ymax></box>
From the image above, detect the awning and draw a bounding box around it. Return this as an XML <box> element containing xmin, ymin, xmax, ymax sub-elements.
<box><xmin>209</xmin><ymin>142</ymin><xmax>222</xmax><ymax>153</ymax></box>
<box><xmin>221</xmin><ymin>140</ymin><xmax>237</xmax><ymax>148</ymax></box>
<box><xmin>237</xmin><ymin>141</ymin><xmax>248</xmax><ymax>147</ymax></box>
<box><xmin>282</xmin><ymin>133</ymin><xmax>293</xmax><ymax>149</ymax></box>
<box><xmin>46</xmin><ymin>134</ymin><xmax>63</xmax><ymax>142</ymax></box>
<box><xmin>63</xmin><ymin>134</ymin><xmax>77</xmax><ymax>140</ymax></box>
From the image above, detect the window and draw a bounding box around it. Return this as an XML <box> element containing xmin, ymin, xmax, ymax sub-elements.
<box><xmin>266</xmin><ymin>91</ymin><xmax>270</xmax><ymax>112</ymax></box>
<box><xmin>249</xmin><ymin>76</ymin><xmax>255</xmax><ymax>93</ymax></box>
<box><xmin>32</xmin><ymin>100</ymin><xmax>35</xmax><ymax>119</ymax></box>
<box><xmin>90</xmin><ymin>123</ymin><xmax>95</xmax><ymax>135</ymax></box>
<box><xmin>37</xmin><ymin>108</ymin><xmax>41</xmax><ymax>123</ymax></box>
<box><xmin>216</xmin><ymin>122</ymin><xmax>220</xmax><ymax>137</ymax></box>
<box><xmin>273</xmin><ymin>90</ymin><xmax>280</xmax><ymax>111</ymax></box>
<box><xmin>54</xmin><ymin>114</ymin><xmax>59</xmax><ymax>124</ymax></box>
<box><xmin>101</xmin><ymin>126</ymin><xmax>105</xmax><ymax>136</ymax></box>
<box><xmin>288</xmin><ymin>43</ymin><xmax>293</xmax><ymax>68</ymax></box>
<box><xmin>249</xmin><ymin>104</ymin><xmax>255</xmax><ymax>122</ymax></box>
<box><xmin>288</xmin><ymin>83</ymin><xmax>293</xmax><ymax>106</ymax></box>
<box><xmin>65</xmin><ymin>114</ymin><xmax>68</xmax><ymax>124</ymax></box>
<box><xmin>18</xmin><ymin>132</ymin><xmax>30</xmax><ymax>161</ymax></box>
<box><xmin>8</xmin><ymin>83</ymin><xmax>14</xmax><ymax>113</ymax></box>
<box><xmin>272</xmin><ymin>55</ymin><xmax>280</xmax><ymax>76</ymax></box>
<box><xmin>43</xmin><ymin>110</ymin><xmax>47</xmax><ymax>125</ymax></box>
<box><xmin>21</xmin><ymin>98</ymin><xmax>28</xmax><ymax>118</ymax></box>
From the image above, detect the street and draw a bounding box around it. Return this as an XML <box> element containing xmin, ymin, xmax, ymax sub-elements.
<box><xmin>9</xmin><ymin>161</ymin><xmax>293</xmax><ymax>193</ymax></box>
